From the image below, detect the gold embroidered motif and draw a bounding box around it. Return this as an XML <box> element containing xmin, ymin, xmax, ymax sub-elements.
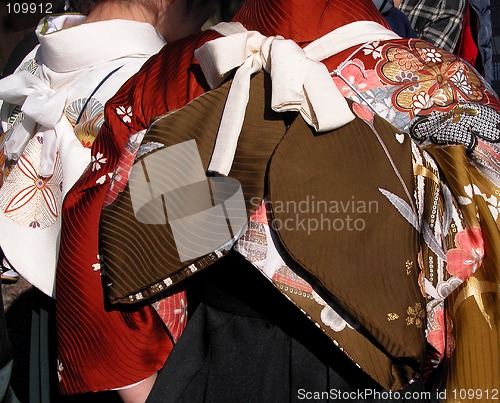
<box><xmin>66</xmin><ymin>98</ymin><xmax>104</xmax><ymax>148</ymax></box>
<box><xmin>441</xmin><ymin>105</ymin><xmax>480</xmax><ymax>124</ymax></box>
<box><xmin>387</xmin><ymin>313</ymin><xmax>399</xmax><ymax>321</ymax></box>
<box><xmin>405</xmin><ymin>260</ymin><xmax>413</xmax><ymax>275</ymax></box>
<box><xmin>406</xmin><ymin>303</ymin><xmax>425</xmax><ymax>328</ymax></box>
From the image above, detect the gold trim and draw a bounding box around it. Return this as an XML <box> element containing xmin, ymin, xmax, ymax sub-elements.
<box><xmin>413</xmin><ymin>163</ymin><xmax>440</xmax><ymax>186</ymax></box>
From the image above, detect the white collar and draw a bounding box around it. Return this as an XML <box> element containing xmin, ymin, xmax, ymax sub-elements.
<box><xmin>36</xmin><ymin>14</ymin><xmax>166</xmax><ymax>73</ymax></box>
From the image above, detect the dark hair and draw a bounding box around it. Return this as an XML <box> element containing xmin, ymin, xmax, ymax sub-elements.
<box><xmin>210</xmin><ymin>0</ymin><xmax>246</xmax><ymax>22</ymax></box>
<box><xmin>66</xmin><ymin>0</ymin><xmax>98</xmax><ymax>14</ymax></box>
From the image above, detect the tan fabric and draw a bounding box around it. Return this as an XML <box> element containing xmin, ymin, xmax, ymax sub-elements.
<box><xmin>426</xmin><ymin>146</ymin><xmax>500</xmax><ymax>402</ymax></box>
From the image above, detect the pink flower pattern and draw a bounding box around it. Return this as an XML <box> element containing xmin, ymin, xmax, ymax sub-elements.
<box><xmin>446</xmin><ymin>227</ymin><xmax>484</xmax><ymax>280</ymax></box>
<box><xmin>333</xmin><ymin>59</ymin><xmax>381</xmax><ymax>98</ymax></box>
<box><xmin>427</xmin><ymin>308</ymin><xmax>455</xmax><ymax>359</ymax></box>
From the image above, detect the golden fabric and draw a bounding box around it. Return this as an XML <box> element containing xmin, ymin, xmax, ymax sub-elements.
<box><xmin>427</xmin><ymin>146</ymin><xmax>500</xmax><ymax>402</ymax></box>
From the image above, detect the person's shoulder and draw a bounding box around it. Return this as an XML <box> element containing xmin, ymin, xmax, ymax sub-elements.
<box><xmin>385</xmin><ymin>7</ymin><xmax>418</xmax><ymax>38</ymax></box>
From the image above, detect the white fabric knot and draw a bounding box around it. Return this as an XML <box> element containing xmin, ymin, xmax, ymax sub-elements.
<box><xmin>194</xmin><ymin>21</ymin><xmax>400</xmax><ymax>176</ymax></box>
<box><xmin>0</xmin><ymin>70</ymin><xmax>67</xmax><ymax>177</ymax></box>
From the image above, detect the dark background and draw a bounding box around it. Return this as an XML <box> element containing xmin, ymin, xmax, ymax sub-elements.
<box><xmin>492</xmin><ymin>0</ymin><xmax>500</xmax><ymax>94</ymax></box>
<box><xmin>0</xmin><ymin>1</ymin><xmax>63</xmax><ymax>72</ymax></box>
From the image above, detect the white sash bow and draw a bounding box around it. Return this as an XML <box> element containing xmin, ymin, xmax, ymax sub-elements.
<box><xmin>194</xmin><ymin>21</ymin><xmax>400</xmax><ymax>176</ymax></box>
<box><xmin>0</xmin><ymin>70</ymin><xmax>68</xmax><ymax>177</ymax></box>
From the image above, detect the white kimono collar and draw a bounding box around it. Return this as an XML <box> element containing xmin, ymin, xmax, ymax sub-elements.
<box><xmin>36</xmin><ymin>14</ymin><xmax>166</xmax><ymax>73</ymax></box>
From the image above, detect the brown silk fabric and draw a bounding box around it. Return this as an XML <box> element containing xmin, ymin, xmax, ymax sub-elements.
<box><xmin>268</xmin><ymin>111</ymin><xmax>424</xmax><ymax>389</ymax></box>
<box><xmin>100</xmin><ymin>73</ymin><xmax>289</xmax><ymax>303</ymax></box>
<box><xmin>100</xmin><ymin>72</ymin><xmax>425</xmax><ymax>389</ymax></box>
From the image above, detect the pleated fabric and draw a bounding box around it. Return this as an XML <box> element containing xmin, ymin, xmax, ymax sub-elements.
<box><xmin>55</xmin><ymin>30</ymin><xmax>220</xmax><ymax>394</ymax></box>
<box><xmin>100</xmin><ymin>73</ymin><xmax>290</xmax><ymax>304</ymax></box>
<box><xmin>56</xmin><ymin>169</ymin><xmax>173</xmax><ymax>393</ymax></box>
<box><xmin>234</xmin><ymin>0</ymin><xmax>389</xmax><ymax>44</ymax></box>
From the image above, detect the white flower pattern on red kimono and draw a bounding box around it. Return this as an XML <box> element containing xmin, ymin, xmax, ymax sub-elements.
<box><xmin>91</xmin><ymin>152</ymin><xmax>107</xmax><ymax>172</ymax></box>
<box><xmin>92</xmin><ymin>255</ymin><xmax>101</xmax><ymax>272</ymax></box>
<box><xmin>116</xmin><ymin>105</ymin><xmax>132</xmax><ymax>123</ymax></box>
<box><xmin>362</xmin><ymin>41</ymin><xmax>384</xmax><ymax>59</ymax></box>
